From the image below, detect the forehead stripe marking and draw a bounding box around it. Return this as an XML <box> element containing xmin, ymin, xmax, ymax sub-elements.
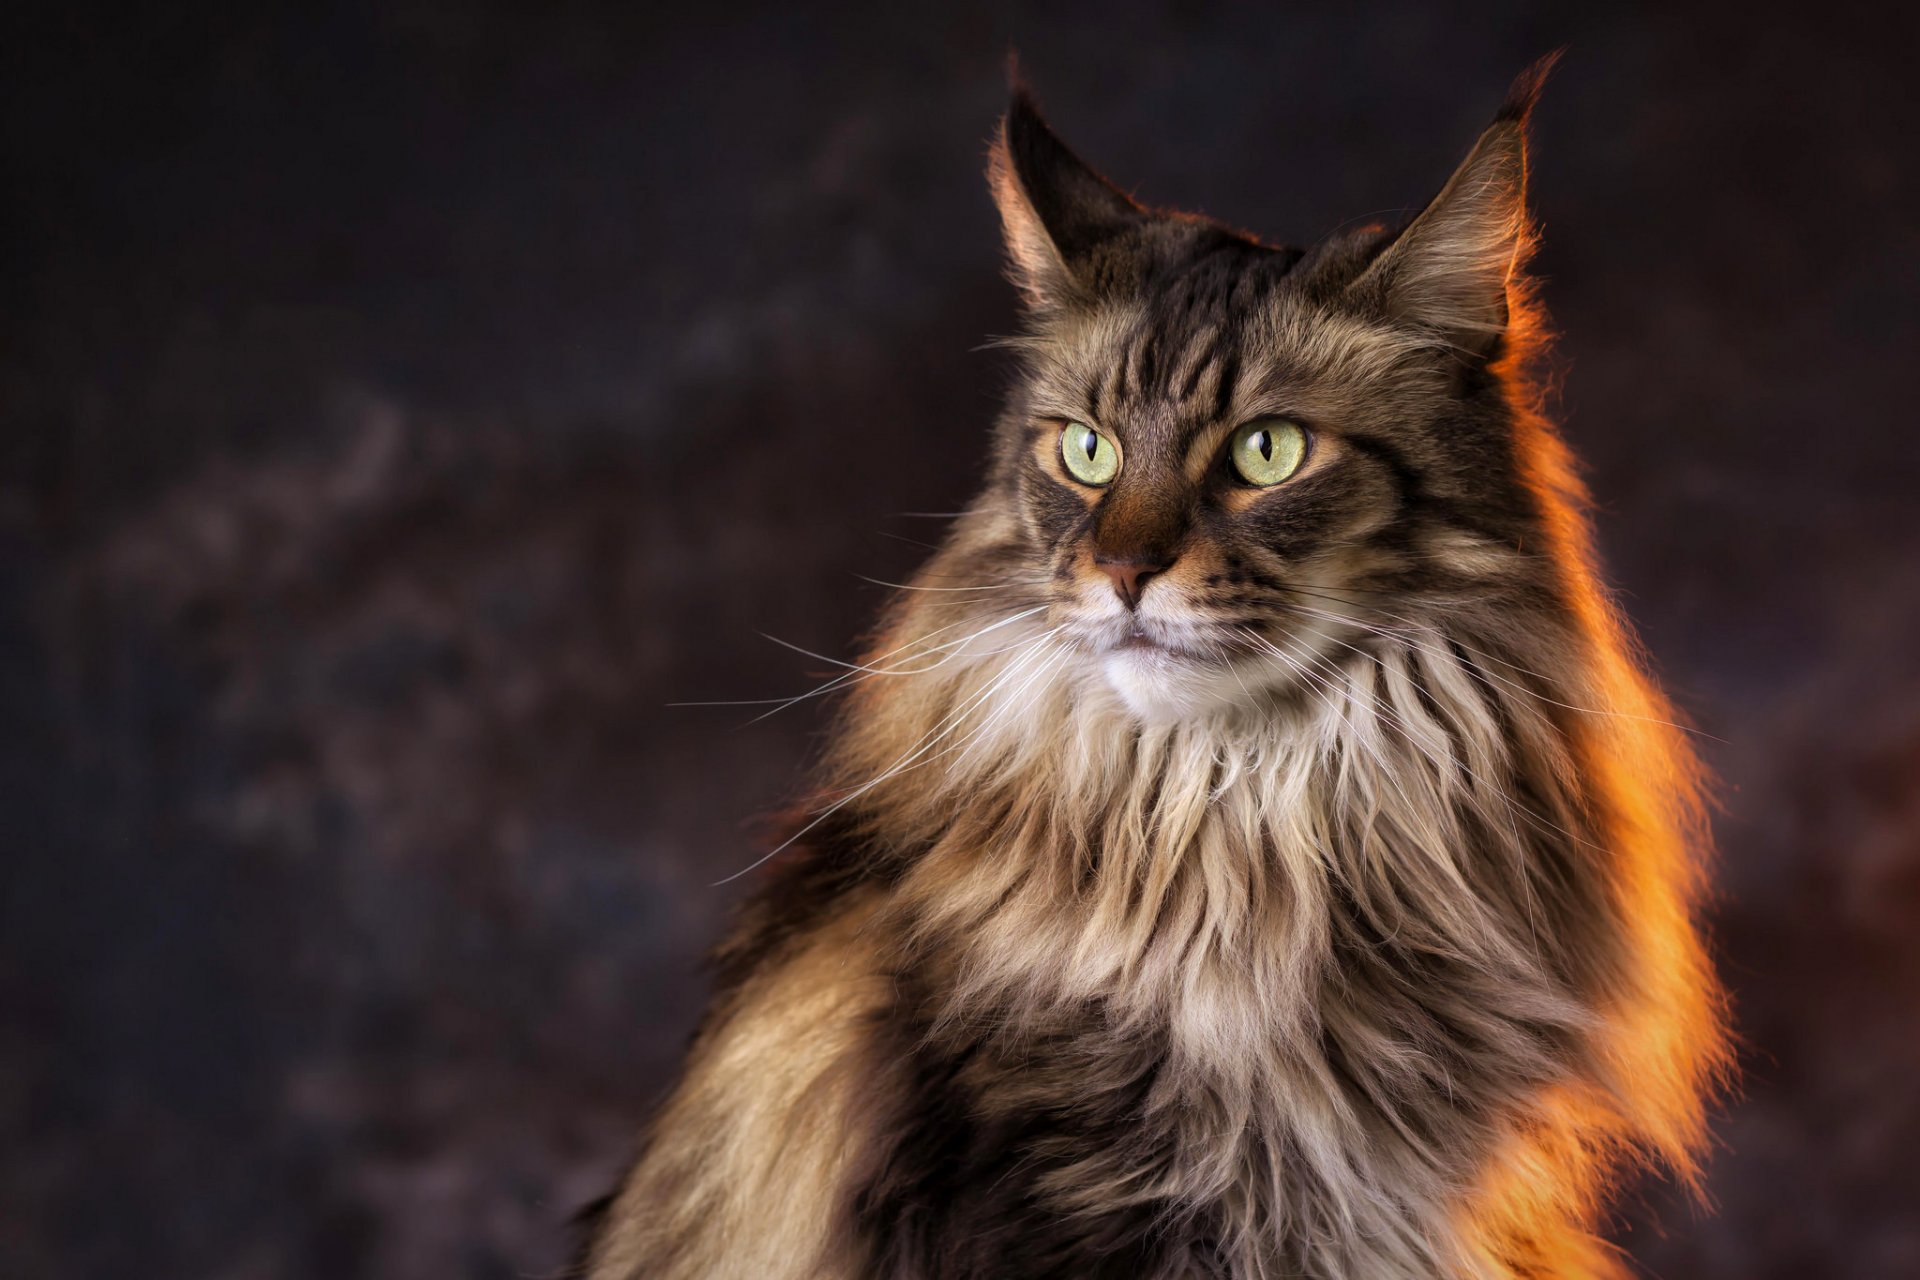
<box><xmin>1171</xmin><ymin>327</ymin><xmax>1219</xmax><ymax>403</ymax></box>
<box><xmin>1211</xmin><ymin>347</ymin><xmax>1241</xmax><ymax>421</ymax></box>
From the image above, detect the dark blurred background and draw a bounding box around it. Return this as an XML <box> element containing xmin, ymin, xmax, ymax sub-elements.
<box><xmin>4</xmin><ymin>1</ymin><xmax>1917</xmax><ymax>1276</ymax></box>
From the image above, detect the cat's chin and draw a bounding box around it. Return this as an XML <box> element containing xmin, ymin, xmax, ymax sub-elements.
<box><xmin>1100</xmin><ymin>645</ymin><xmax>1268</xmax><ymax>724</ymax></box>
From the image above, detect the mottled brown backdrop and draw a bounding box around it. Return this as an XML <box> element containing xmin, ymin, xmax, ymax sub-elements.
<box><xmin>5</xmin><ymin>1</ymin><xmax>1918</xmax><ymax>1276</ymax></box>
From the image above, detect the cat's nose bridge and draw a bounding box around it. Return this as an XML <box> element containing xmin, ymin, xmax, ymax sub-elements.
<box><xmin>1090</xmin><ymin>475</ymin><xmax>1190</xmax><ymax>609</ymax></box>
<box><xmin>1092</xmin><ymin>473</ymin><xmax>1188</xmax><ymax>552</ymax></box>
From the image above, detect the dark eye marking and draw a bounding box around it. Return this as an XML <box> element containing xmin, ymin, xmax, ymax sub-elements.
<box><xmin>1340</xmin><ymin>431</ymin><xmax>1423</xmax><ymax>508</ymax></box>
<box><xmin>1023</xmin><ymin>446</ymin><xmax>1101</xmax><ymax>536</ymax></box>
<box><xmin>1341</xmin><ymin>428</ymin><xmax>1516</xmax><ymax>547</ymax></box>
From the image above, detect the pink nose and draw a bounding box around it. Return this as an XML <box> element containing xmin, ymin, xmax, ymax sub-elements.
<box><xmin>1096</xmin><ymin>555</ymin><xmax>1173</xmax><ymax>610</ymax></box>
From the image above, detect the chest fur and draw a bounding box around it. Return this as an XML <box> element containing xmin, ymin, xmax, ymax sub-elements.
<box><xmin>856</xmin><ymin>710</ymin><xmax>1605</xmax><ymax>1275</ymax></box>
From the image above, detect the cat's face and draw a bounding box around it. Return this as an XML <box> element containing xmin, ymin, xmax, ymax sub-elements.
<box><xmin>984</xmin><ymin>88</ymin><xmax>1543</xmax><ymax>721</ymax></box>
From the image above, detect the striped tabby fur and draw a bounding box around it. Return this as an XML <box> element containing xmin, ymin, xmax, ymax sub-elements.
<box><xmin>585</xmin><ymin>59</ymin><xmax>1727</xmax><ymax>1279</ymax></box>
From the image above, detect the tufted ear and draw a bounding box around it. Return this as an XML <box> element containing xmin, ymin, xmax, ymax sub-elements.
<box><xmin>987</xmin><ymin>83</ymin><xmax>1148</xmax><ymax>313</ymax></box>
<box><xmin>1354</xmin><ymin>53</ymin><xmax>1560</xmax><ymax>355</ymax></box>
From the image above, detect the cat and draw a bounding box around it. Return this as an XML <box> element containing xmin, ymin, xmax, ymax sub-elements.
<box><xmin>581</xmin><ymin>57</ymin><xmax>1728</xmax><ymax>1279</ymax></box>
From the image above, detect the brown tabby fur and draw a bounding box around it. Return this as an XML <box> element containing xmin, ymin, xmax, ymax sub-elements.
<box><xmin>583</xmin><ymin>58</ymin><xmax>1729</xmax><ymax>1279</ymax></box>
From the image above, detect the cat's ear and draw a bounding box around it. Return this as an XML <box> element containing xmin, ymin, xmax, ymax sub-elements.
<box><xmin>988</xmin><ymin>84</ymin><xmax>1147</xmax><ymax>313</ymax></box>
<box><xmin>1353</xmin><ymin>54</ymin><xmax>1559</xmax><ymax>355</ymax></box>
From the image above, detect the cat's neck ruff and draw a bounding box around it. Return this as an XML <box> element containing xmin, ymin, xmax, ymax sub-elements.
<box><xmin>852</xmin><ymin>605</ymin><xmax>1546</xmax><ymax>1053</ymax></box>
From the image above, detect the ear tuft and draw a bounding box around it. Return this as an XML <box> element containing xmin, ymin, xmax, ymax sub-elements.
<box><xmin>1495</xmin><ymin>48</ymin><xmax>1565</xmax><ymax>125</ymax></box>
<box><xmin>1354</xmin><ymin>59</ymin><xmax>1558</xmax><ymax>355</ymax></box>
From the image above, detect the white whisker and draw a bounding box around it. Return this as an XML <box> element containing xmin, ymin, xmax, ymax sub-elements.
<box><xmin>856</xmin><ymin>574</ymin><xmax>1050</xmax><ymax>593</ymax></box>
<box><xmin>668</xmin><ymin>605</ymin><xmax>1051</xmax><ymax>720</ymax></box>
<box><xmin>709</xmin><ymin>627</ymin><xmax>1065</xmax><ymax>885</ymax></box>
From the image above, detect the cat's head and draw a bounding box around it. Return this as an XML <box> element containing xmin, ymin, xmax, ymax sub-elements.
<box><xmin>977</xmin><ymin>61</ymin><xmax>1562</xmax><ymax>722</ymax></box>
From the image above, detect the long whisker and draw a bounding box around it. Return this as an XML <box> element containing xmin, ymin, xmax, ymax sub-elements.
<box><xmin>872</xmin><ymin>530</ymin><xmax>943</xmax><ymax>552</ymax></box>
<box><xmin>668</xmin><ymin>605</ymin><xmax>1050</xmax><ymax>718</ymax></box>
<box><xmin>734</xmin><ymin>612</ymin><xmax>1050</xmax><ymax>725</ymax></box>
<box><xmin>710</xmin><ymin>628</ymin><xmax>1065</xmax><ymax>885</ymax></box>
<box><xmin>755</xmin><ymin>604</ymin><xmax>1048</xmax><ymax>675</ymax></box>
<box><xmin>1274</xmin><ymin>582</ymin><xmax>1485</xmax><ymax>631</ymax></box>
<box><xmin>1243</xmin><ymin>633</ymin><xmax>1436</xmax><ymax>840</ymax></box>
<box><xmin>856</xmin><ymin>574</ymin><xmax>1051</xmax><ymax>593</ymax></box>
<box><xmin>939</xmin><ymin>643</ymin><xmax>1074</xmax><ymax>778</ymax></box>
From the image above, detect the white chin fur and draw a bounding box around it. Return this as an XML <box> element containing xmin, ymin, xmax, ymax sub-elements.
<box><xmin>1101</xmin><ymin>647</ymin><xmax>1266</xmax><ymax>723</ymax></box>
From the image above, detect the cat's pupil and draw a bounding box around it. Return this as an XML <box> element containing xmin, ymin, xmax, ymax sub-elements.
<box><xmin>1079</xmin><ymin>431</ymin><xmax>1097</xmax><ymax>459</ymax></box>
<box><xmin>1254</xmin><ymin>430</ymin><xmax>1273</xmax><ymax>460</ymax></box>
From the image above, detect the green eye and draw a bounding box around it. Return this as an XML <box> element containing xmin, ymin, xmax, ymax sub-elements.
<box><xmin>1060</xmin><ymin>422</ymin><xmax>1120</xmax><ymax>486</ymax></box>
<box><xmin>1228</xmin><ymin>418</ymin><xmax>1308</xmax><ymax>487</ymax></box>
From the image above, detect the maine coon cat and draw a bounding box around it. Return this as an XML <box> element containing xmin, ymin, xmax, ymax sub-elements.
<box><xmin>583</xmin><ymin>59</ymin><xmax>1728</xmax><ymax>1279</ymax></box>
